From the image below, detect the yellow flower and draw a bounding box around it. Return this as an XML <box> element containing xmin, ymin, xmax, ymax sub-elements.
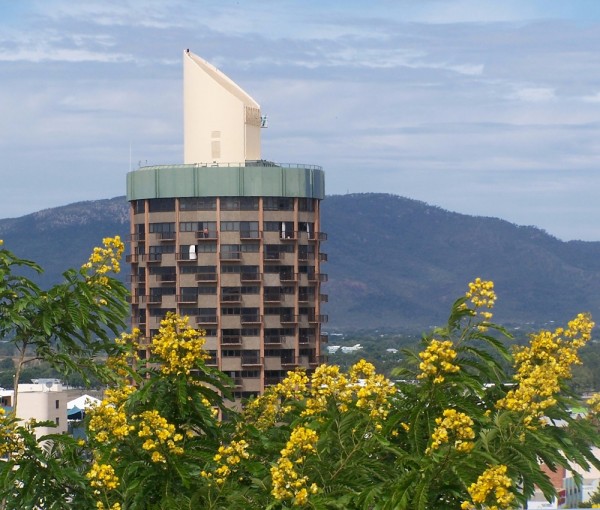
<box><xmin>151</xmin><ymin>313</ymin><xmax>209</xmax><ymax>376</ymax></box>
<box><xmin>417</xmin><ymin>339</ymin><xmax>460</xmax><ymax>383</ymax></box>
<box><xmin>427</xmin><ymin>409</ymin><xmax>475</xmax><ymax>454</ymax></box>
<box><xmin>462</xmin><ymin>465</ymin><xmax>514</xmax><ymax>509</ymax></box>
<box><xmin>496</xmin><ymin>313</ymin><xmax>594</xmax><ymax>428</ymax></box>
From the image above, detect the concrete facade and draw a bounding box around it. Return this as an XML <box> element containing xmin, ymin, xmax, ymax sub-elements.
<box><xmin>126</xmin><ymin>51</ymin><xmax>327</xmax><ymax>399</ymax></box>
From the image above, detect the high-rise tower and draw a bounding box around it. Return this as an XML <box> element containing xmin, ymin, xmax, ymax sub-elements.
<box><xmin>126</xmin><ymin>51</ymin><xmax>327</xmax><ymax>399</ymax></box>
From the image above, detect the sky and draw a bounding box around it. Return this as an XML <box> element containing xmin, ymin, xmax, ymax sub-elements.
<box><xmin>2</xmin><ymin>1</ymin><xmax>600</xmax><ymax>241</ymax></box>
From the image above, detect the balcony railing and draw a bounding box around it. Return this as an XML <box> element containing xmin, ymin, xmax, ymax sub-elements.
<box><xmin>205</xmin><ymin>354</ymin><xmax>218</xmax><ymax>366</ymax></box>
<box><xmin>264</xmin><ymin>252</ymin><xmax>281</xmax><ymax>262</ymax></box>
<box><xmin>196</xmin><ymin>273</ymin><xmax>218</xmax><ymax>282</ymax></box>
<box><xmin>309</xmin><ymin>314</ymin><xmax>328</xmax><ymax>324</ymax></box>
<box><xmin>220</xmin><ymin>251</ymin><xmax>241</xmax><ymax>261</ymax></box>
<box><xmin>196</xmin><ymin>231</ymin><xmax>218</xmax><ymax>240</ymax></box>
<box><xmin>280</xmin><ymin>272</ymin><xmax>297</xmax><ymax>282</ymax></box>
<box><xmin>308</xmin><ymin>273</ymin><xmax>328</xmax><ymax>283</ymax></box>
<box><xmin>177</xmin><ymin>294</ymin><xmax>198</xmax><ymax>303</ymax></box>
<box><xmin>264</xmin><ymin>335</ymin><xmax>284</xmax><ymax>346</ymax></box>
<box><xmin>308</xmin><ymin>232</ymin><xmax>328</xmax><ymax>242</ymax></box>
<box><xmin>160</xmin><ymin>274</ymin><xmax>177</xmax><ymax>283</ymax></box>
<box><xmin>320</xmin><ymin>334</ymin><xmax>329</xmax><ymax>343</ymax></box>
<box><xmin>299</xmin><ymin>334</ymin><xmax>315</xmax><ymax>345</ymax></box>
<box><xmin>280</xmin><ymin>231</ymin><xmax>297</xmax><ymax>241</ymax></box>
<box><xmin>241</xmin><ymin>313</ymin><xmax>262</xmax><ymax>325</ymax></box>
<box><xmin>263</xmin><ymin>291</ymin><xmax>281</xmax><ymax>303</ymax></box>
<box><xmin>241</xmin><ymin>354</ymin><xmax>262</xmax><ymax>366</ymax></box>
<box><xmin>241</xmin><ymin>272</ymin><xmax>261</xmax><ymax>282</ymax></box>
<box><xmin>158</xmin><ymin>232</ymin><xmax>176</xmax><ymax>241</ymax></box>
<box><xmin>281</xmin><ymin>353</ymin><xmax>297</xmax><ymax>366</ymax></box>
<box><xmin>196</xmin><ymin>314</ymin><xmax>218</xmax><ymax>325</ymax></box>
<box><xmin>221</xmin><ymin>335</ymin><xmax>242</xmax><ymax>345</ymax></box>
<box><xmin>309</xmin><ymin>355</ymin><xmax>327</xmax><ymax>366</ymax></box>
<box><xmin>128</xmin><ymin>253</ymin><xmax>162</xmax><ymax>263</ymax></box>
<box><xmin>319</xmin><ymin>252</ymin><xmax>328</xmax><ymax>262</ymax></box>
<box><xmin>240</xmin><ymin>230</ymin><xmax>261</xmax><ymax>240</ymax></box>
<box><xmin>221</xmin><ymin>293</ymin><xmax>242</xmax><ymax>303</ymax></box>
<box><xmin>320</xmin><ymin>293</ymin><xmax>329</xmax><ymax>303</ymax></box>
<box><xmin>128</xmin><ymin>233</ymin><xmax>145</xmax><ymax>242</ymax></box>
<box><xmin>280</xmin><ymin>314</ymin><xmax>298</xmax><ymax>325</ymax></box>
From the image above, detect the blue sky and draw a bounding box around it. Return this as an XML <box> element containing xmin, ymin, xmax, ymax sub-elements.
<box><xmin>2</xmin><ymin>1</ymin><xmax>600</xmax><ymax>240</ymax></box>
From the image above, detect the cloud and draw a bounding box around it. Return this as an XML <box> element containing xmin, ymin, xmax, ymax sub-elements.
<box><xmin>511</xmin><ymin>87</ymin><xmax>556</xmax><ymax>102</ymax></box>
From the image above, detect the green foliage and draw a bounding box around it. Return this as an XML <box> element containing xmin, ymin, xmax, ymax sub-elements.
<box><xmin>2</xmin><ymin>240</ymin><xmax>600</xmax><ymax>509</ymax></box>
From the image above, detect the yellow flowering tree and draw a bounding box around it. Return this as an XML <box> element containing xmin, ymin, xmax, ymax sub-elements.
<box><xmin>0</xmin><ymin>237</ymin><xmax>129</xmax><ymax>509</ymax></box>
<box><xmin>2</xmin><ymin>240</ymin><xmax>600</xmax><ymax>510</ymax></box>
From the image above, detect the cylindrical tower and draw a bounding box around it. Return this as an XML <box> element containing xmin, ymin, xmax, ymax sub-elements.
<box><xmin>126</xmin><ymin>162</ymin><xmax>327</xmax><ymax>399</ymax></box>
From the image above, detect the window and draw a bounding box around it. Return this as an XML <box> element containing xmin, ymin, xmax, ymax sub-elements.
<box><xmin>149</xmin><ymin>245</ymin><xmax>175</xmax><ymax>254</ymax></box>
<box><xmin>133</xmin><ymin>200</ymin><xmax>145</xmax><ymax>214</ymax></box>
<box><xmin>264</xmin><ymin>221</ymin><xmax>280</xmax><ymax>232</ymax></box>
<box><xmin>149</xmin><ymin>222</ymin><xmax>175</xmax><ymax>233</ymax></box>
<box><xmin>220</xmin><ymin>221</ymin><xmax>240</xmax><ymax>231</ymax></box>
<box><xmin>263</xmin><ymin>197</ymin><xmax>293</xmax><ymax>211</ymax></box>
<box><xmin>149</xmin><ymin>266</ymin><xmax>176</xmax><ymax>275</ymax></box>
<box><xmin>148</xmin><ymin>198</ymin><xmax>175</xmax><ymax>212</ymax></box>
<box><xmin>179</xmin><ymin>197</ymin><xmax>216</xmax><ymax>211</ymax></box>
<box><xmin>180</xmin><ymin>221</ymin><xmax>200</xmax><ymax>232</ymax></box>
<box><xmin>197</xmin><ymin>286</ymin><xmax>217</xmax><ymax>295</ymax></box>
<box><xmin>298</xmin><ymin>198</ymin><xmax>315</xmax><ymax>212</ymax></box>
<box><xmin>55</xmin><ymin>400</ymin><xmax>60</xmax><ymax>409</ymax></box>
<box><xmin>220</xmin><ymin>197</ymin><xmax>259</xmax><ymax>211</ymax></box>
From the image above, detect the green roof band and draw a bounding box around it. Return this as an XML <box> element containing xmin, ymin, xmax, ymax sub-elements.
<box><xmin>126</xmin><ymin>163</ymin><xmax>325</xmax><ymax>201</ymax></box>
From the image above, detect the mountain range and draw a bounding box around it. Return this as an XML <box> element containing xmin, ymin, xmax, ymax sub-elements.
<box><xmin>2</xmin><ymin>193</ymin><xmax>600</xmax><ymax>332</ymax></box>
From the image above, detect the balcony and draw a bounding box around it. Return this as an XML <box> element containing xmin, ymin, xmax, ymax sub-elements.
<box><xmin>196</xmin><ymin>314</ymin><xmax>218</xmax><ymax>325</ymax></box>
<box><xmin>205</xmin><ymin>354</ymin><xmax>218</xmax><ymax>366</ymax></box>
<box><xmin>263</xmin><ymin>252</ymin><xmax>281</xmax><ymax>262</ymax></box>
<box><xmin>240</xmin><ymin>230</ymin><xmax>261</xmax><ymax>240</ymax></box>
<box><xmin>129</xmin><ymin>274</ymin><xmax>146</xmax><ymax>283</ymax></box>
<box><xmin>320</xmin><ymin>293</ymin><xmax>329</xmax><ymax>303</ymax></box>
<box><xmin>298</xmin><ymin>252</ymin><xmax>315</xmax><ymax>262</ymax></box>
<box><xmin>299</xmin><ymin>334</ymin><xmax>315</xmax><ymax>345</ymax></box>
<box><xmin>280</xmin><ymin>231</ymin><xmax>297</xmax><ymax>241</ymax></box>
<box><xmin>241</xmin><ymin>271</ymin><xmax>261</xmax><ymax>283</ymax></box>
<box><xmin>128</xmin><ymin>233</ymin><xmax>145</xmax><ymax>242</ymax></box>
<box><xmin>129</xmin><ymin>253</ymin><xmax>161</xmax><ymax>263</ymax></box>
<box><xmin>264</xmin><ymin>376</ymin><xmax>283</xmax><ymax>387</ymax></box>
<box><xmin>308</xmin><ymin>273</ymin><xmax>328</xmax><ymax>283</ymax></box>
<box><xmin>280</xmin><ymin>314</ymin><xmax>298</xmax><ymax>325</ymax></box>
<box><xmin>280</xmin><ymin>271</ymin><xmax>297</xmax><ymax>283</ymax></box>
<box><xmin>320</xmin><ymin>334</ymin><xmax>329</xmax><ymax>343</ymax></box>
<box><xmin>263</xmin><ymin>290</ymin><xmax>281</xmax><ymax>303</ymax></box>
<box><xmin>196</xmin><ymin>231</ymin><xmax>218</xmax><ymax>240</ymax></box>
<box><xmin>220</xmin><ymin>293</ymin><xmax>242</xmax><ymax>303</ymax></box>
<box><xmin>319</xmin><ymin>252</ymin><xmax>328</xmax><ymax>262</ymax></box>
<box><xmin>241</xmin><ymin>313</ymin><xmax>262</xmax><ymax>325</ymax></box>
<box><xmin>221</xmin><ymin>335</ymin><xmax>242</xmax><ymax>346</ymax></box>
<box><xmin>196</xmin><ymin>272</ymin><xmax>218</xmax><ymax>282</ymax></box>
<box><xmin>176</xmin><ymin>253</ymin><xmax>198</xmax><ymax>263</ymax></box>
<box><xmin>264</xmin><ymin>335</ymin><xmax>284</xmax><ymax>346</ymax></box>
<box><xmin>177</xmin><ymin>294</ymin><xmax>198</xmax><ymax>304</ymax></box>
<box><xmin>220</xmin><ymin>251</ymin><xmax>241</xmax><ymax>262</ymax></box>
<box><xmin>310</xmin><ymin>355</ymin><xmax>327</xmax><ymax>366</ymax></box>
<box><xmin>309</xmin><ymin>314</ymin><xmax>328</xmax><ymax>324</ymax></box>
<box><xmin>241</xmin><ymin>353</ymin><xmax>262</xmax><ymax>366</ymax></box>
<box><xmin>281</xmin><ymin>353</ymin><xmax>297</xmax><ymax>367</ymax></box>
<box><xmin>159</xmin><ymin>274</ymin><xmax>177</xmax><ymax>283</ymax></box>
<box><xmin>309</xmin><ymin>232</ymin><xmax>328</xmax><ymax>242</ymax></box>
<box><xmin>158</xmin><ymin>232</ymin><xmax>176</xmax><ymax>242</ymax></box>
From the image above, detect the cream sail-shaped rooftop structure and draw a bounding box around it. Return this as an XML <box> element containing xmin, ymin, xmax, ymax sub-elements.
<box><xmin>126</xmin><ymin>50</ymin><xmax>327</xmax><ymax>400</ymax></box>
<box><xmin>184</xmin><ymin>50</ymin><xmax>262</xmax><ymax>165</ymax></box>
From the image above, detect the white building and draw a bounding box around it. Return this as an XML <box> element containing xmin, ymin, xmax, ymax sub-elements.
<box><xmin>0</xmin><ymin>379</ymin><xmax>68</xmax><ymax>437</ymax></box>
